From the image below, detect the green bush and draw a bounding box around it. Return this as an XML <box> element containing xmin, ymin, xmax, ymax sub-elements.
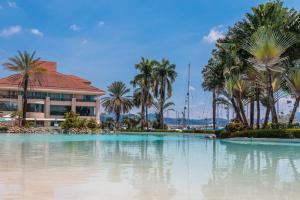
<box><xmin>60</xmin><ymin>111</ymin><xmax>80</xmax><ymax>130</ymax></box>
<box><xmin>231</xmin><ymin>129</ymin><xmax>293</xmax><ymax>138</ymax></box>
<box><xmin>77</xmin><ymin>119</ymin><xmax>87</xmax><ymax>128</ymax></box>
<box><xmin>24</xmin><ymin>121</ymin><xmax>33</xmax><ymax>128</ymax></box>
<box><xmin>225</xmin><ymin>120</ymin><xmax>247</xmax><ymax>133</ymax></box>
<box><xmin>286</xmin><ymin>129</ymin><xmax>300</xmax><ymax>138</ymax></box>
<box><xmin>270</xmin><ymin>123</ymin><xmax>287</xmax><ymax>129</ymax></box>
<box><xmin>87</xmin><ymin>119</ymin><xmax>98</xmax><ymax>129</ymax></box>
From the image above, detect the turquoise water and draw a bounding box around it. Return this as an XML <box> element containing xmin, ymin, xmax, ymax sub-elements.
<box><xmin>0</xmin><ymin>134</ymin><xmax>299</xmax><ymax>200</ymax></box>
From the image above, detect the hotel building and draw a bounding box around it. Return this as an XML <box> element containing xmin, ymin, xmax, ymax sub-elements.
<box><xmin>0</xmin><ymin>61</ymin><xmax>104</xmax><ymax>126</ymax></box>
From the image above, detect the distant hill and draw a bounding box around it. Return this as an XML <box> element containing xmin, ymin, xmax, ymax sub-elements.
<box><xmin>101</xmin><ymin>113</ymin><xmax>228</xmax><ymax>126</ymax></box>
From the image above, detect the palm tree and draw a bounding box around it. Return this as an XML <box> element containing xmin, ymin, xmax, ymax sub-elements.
<box><xmin>202</xmin><ymin>57</ymin><xmax>225</xmax><ymax>129</ymax></box>
<box><xmin>102</xmin><ymin>82</ymin><xmax>133</xmax><ymax>129</ymax></box>
<box><xmin>153</xmin><ymin>59</ymin><xmax>177</xmax><ymax>129</ymax></box>
<box><xmin>131</xmin><ymin>58</ymin><xmax>155</xmax><ymax>130</ymax></box>
<box><xmin>153</xmin><ymin>97</ymin><xmax>175</xmax><ymax>129</ymax></box>
<box><xmin>242</xmin><ymin>26</ymin><xmax>297</xmax><ymax>125</ymax></box>
<box><xmin>133</xmin><ymin>86</ymin><xmax>153</xmax><ymax>128</ymax></box>
<box><xmin>285</xmin><ymin>64</ymin><xmax>300</xmax><ymax>125</ymax></box>
<box><xmin>3</xmin><ymin>51</ymin><xmax>44</xmax><ymax>126</ymax></box>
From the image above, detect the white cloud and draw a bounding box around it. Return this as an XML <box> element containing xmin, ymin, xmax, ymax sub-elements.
<box><xmin>0</xmin><ymin>25</ymin><xmax>22</xmax><ymax>37</ymax></box>
<box><xmin>203</xmin><ymin>25</ymin><xmax>225</xmax><ymax>43</ymax></box>
<box><xmin>7</xmin><ymin>1</ymin><xmax>16</xmax><ymax>8</ymax></box>
<box><xmin>31</xmin><ymin>28</ymin><xmax>43</xmax><ymax>37</ymax></box>
<box><xmin>98</xmin><ymin>21</ymin><xmax>105</xmax><ymax>27</ymax></box>
<box><xmin>81</xmin><ymin>39</ymin><xmax>87</xmax><ymax>45</ymax></box>
<box><xmin>69</xmin><ymin>24</ymin><xmax>81</xmax><ymax>31</ymax></box>
<box><xmin>189</xmin><ymin>86</ymin><xmax>195</xmax><ymax>91</ymax></box>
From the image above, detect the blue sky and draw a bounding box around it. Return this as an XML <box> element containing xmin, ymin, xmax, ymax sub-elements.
<box><xmin>0</xmin><ymin>0</ymin><xmax>299</xmax><ymax>119</ymax></box>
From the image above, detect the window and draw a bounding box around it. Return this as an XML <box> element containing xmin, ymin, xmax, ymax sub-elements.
<box><xmin>82</xmin><ymin>95</ymin><xmax>95</xmax><ymax>102</ymax></box>
<box><xmin>27</xmin><ymin>104</ymin><xmax>44</xmax><ymax>112</ymax></box>
<box><xmin>0</xmin><ymin>102</ymin><xmax>17</xmax><ymax>111</ymax></box>
<box><xmin>76</xmin><ymin>106</ymin><xmax>95</xmax><ymax>116</ymax></box>
<box><xmin>50</xmin><ymin>105</ymin><xmax>71</xmax><ymax>116</ymax></box>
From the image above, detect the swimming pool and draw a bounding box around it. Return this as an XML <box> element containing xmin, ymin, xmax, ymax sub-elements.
<box><xmin>0</xmin><ymin>133</ymin><xmax>299</xmax><ymax>199</ymax></box>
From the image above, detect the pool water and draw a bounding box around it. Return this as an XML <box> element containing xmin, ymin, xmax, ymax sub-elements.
<box><xmin>0</xmin><ymin>134</ymin><xmax>299</xmax><ymax>200</ymax></box>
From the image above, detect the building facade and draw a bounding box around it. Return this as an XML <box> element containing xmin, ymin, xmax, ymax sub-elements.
<box><xmin>0</xmin><ymin>61</ymin><xmax>104</xmax><ymax>126</ymax></box>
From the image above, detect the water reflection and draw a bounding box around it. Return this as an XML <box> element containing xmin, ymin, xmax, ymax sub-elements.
<box><xmin>0</xmin><ymin>135</ymin><xmax>299</xmax><ymax>199</ymax></box>
<box><xmin>203</xmin><ymin>140</ymin><xmax>300</xmax><ymax>200</ymax></box>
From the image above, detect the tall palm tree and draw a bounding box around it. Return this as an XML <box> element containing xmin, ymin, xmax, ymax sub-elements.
<box><xmin>131</xmin><ymin>57</ymin><xmax>155</xmax><ymax>130</ymax></box>
<box><xmin>153</xmin><ymin>59</ymin><xmax>177</xmax><ymax>129</ymax></box>
<box><xmin>102</xmin><ymin>82</ymin><xmax>133</xmax><ymax>129</ymax></box>
<box><xmin>3</xmin><ymin>51</ymin><xmax>44</xmax><ymax>126</ymax></box>
<box><xmin>153</xmin><ymin>97</ymin><xmax>175</xmax><ymax>129</ymax></box>
<box><xmin>202</xmin><ymin>57</ymin><xmax>225</xmax><ymax>129</ymax></box>
<box><xmin>285</xmin><ymin>65</ymin><xmax>300</xmax><ymax>125</ymax></box>
<box><xmin>242</xmin><ymin>26</ymin><xmax>297</xmax><ymax>125</ymax></box>
<box><xmin>133</xmin><ymin>86</ymin><xmax>153</xmax><ymax>128</ymax></box>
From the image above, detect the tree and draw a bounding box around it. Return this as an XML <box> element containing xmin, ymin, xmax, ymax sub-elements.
<box><xmin>202</xmin><ymin>57</ymin><xmax>225</xmax><ymax>130</ymax></box>
<box><xmin>153</xmin><ymin>97</ymin><xmax>175</xmax><ymax>129</ymax></box>
<box><xmin>133</xmin><ymin>87</ymin><xmax>153</xmax><ymax>129</ymax></box>
<box><xmin>153</xmin><ymin>59</ymin><xmax>177</xmax><ymax>129</ymax></box>
<box><xmin>3</xmin><ymin>51</ymin><xmax>45</xmax><ymax>126</ymax></box>
<box><xmin>285</xmin><ymin>63</ymin><xmax>300</xmax><ymax>125</ymax></box>
<box><xmin>242</xmin><ymin>26</ymin><xmax>297</xmax><ymax>125</ymax></box>
<box><xmin>132</xmin><ymin>58</ymin><xmax>155</xmax><ymax>130</ymax></box>
<box><xmin>102</xmin><ymin>82</ymin><xmax>133</xmax><ymax>129</ymax></box>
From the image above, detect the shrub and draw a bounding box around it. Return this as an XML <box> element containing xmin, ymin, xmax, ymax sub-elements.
<box><xmin>229</xmin><ymin>129</ymin><xmax>293</xmax><ymax>138</ymax></box>
<box><xmin>77</xmin><ymin>119</ymin><xmax>87</xmax><ymax>128</ymax></box>
<box><xmin>270</xmin><ymin>123</ymin><xmax>287</xmax><ymax>129</ymax></box>
<box><xmin>286</xmin><ymin>129</ymin><xmax>300</xmax><ymax>138</ymax></box>
<box><xmin>225</xmin><ymin>119</ymin><xmax>247</xmax><ymax>133</ymax></box>
<box><xmin>24</xmin><ymin>121</ymin><xmax>32</xmax><ymax>128</ymax></box>
<box><xmin>87</xmin><ymin>119</ymin><xmax>98</xmax><ymax>129</ymax></box>
<box><xmin>60</xmin><ymin>111</ymin><xmax>80</xmax><ymax>130</ymax></box>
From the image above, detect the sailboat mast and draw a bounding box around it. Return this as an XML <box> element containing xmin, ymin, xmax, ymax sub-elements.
<box><xmin>187</xmin><ymin>63</ymin><xmax>191</xmax><ymax>128</ymax></box>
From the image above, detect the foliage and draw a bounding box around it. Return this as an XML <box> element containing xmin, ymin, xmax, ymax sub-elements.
<box><xmin>225</xmin><ymin>119</ymin><xmax>248</xmax><ymax>133</ymax></box>
<box><xmin>220</xmin><ymin>128</ymin><xmax>300</xmax><ymax>139</ymax></box>
<box><xmin>102</xmin><ymin>81</ymin><xmax>133</xmax><ymax>128</ymax></box>
<box><xmin>202</xmin><ymin>1</ymin><xmax>300</xmax><ymax>129</ymax></box>
<box><xmin>2</xmin><ymin>50</ymin><xmax>45</xmax><ymax>126</ymax></box>
<box><xmin>24</xmin><ymin>121</ymin><xmax>33</xmax><ymax>129</ymax></box>
<box><xmin>131</xmin><ymin>57</ymin><xmax>155</xmax><ymax>129</ymax></box>
<box><xmin>101</xmin><ymin>117</ymin><xmax>115</xmax><ymax>129</ymax></box>
<box><xmin>87</xmin><ymin>119</ymin><xmax>98</xmax><ymax>130</ymax></box>
<box><xmin>153</xmin><ymin>59</ymin><xmax>177</xmax><ymax>129</ymax></box>
<box><xmin>60</xmin><ymin>111</ymin><xmax>81</xmax><ymax>130</ymax></box>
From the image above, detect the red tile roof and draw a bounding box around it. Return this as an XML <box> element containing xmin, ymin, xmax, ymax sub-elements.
<box><xmin>0</xmin><ymin>61</ymin><xmax>104</xmax><ymax>95</ymax></box>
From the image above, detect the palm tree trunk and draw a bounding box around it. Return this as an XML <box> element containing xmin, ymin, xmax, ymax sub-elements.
<box><xmin>116</xmin><ymin>113</ymin><xmax>121</xmax><ymax>130</ymax></box>
<box><xmin>267</xmin><ymin>69</ymin><xmax>278</xmax><ymax>124</ymax></box>
<box><xmin>288</xmin><ymin>97</ymin><xmax>300</xmax><ymax>126</ymax></box>
<box><xmin>160</xmin><ymin>77</ymin><xmax>165</xmax><ymax>129</ymax></box>
<box><xmin>141</xmin><ymin>102</ymin><xmax>145</xmax><ymax>130</ymax></box>
<box><xmin>238</xmin><ymin>94</ymin><xmax>248</xmax><ymax>127</ymax></box>
<box><xmin>145</xmin><ymin>90</ymin><xmax>149</xmax><ymax>130</ymax></box>
<box><xmin>145</xmin><ymin>105</ymin><xmax>148</xmax><ymax>130</ymax></box>
<box><xmin>22</xmin><ymin>73</ymin><xmax>29</xmax><ymax>126</ymax></box>
<box><xmin>231</xmin><ymin>98</ymin><xmax>242</xmax><ymax>122</ymax></box>
<box><xmin>256</xmin><ymin>88</ymin><xmax>260</xmax><ymax>129</ymax></box>
<box><xmin>212</xmin><ymin>89</ymin><xmax>216</xmax><ymax>130</ymax></box>
<box><xmin>250</xmin><ymin>98</ymin><xmax>255</xmax><ymax>129</ymax></box>
<box><xmin>160</xmin><ymin>98</ymin><xmax>164</xmax><ymax>129</ymax></box>
<box><xmin>263</xmin><ymin>106</ymin><xmax>270</xmax><ymax>129</ymax></box>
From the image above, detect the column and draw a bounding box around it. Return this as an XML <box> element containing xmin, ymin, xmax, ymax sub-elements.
<box><xmin>71</xmin><ymin>98</ymin><xmax>76</xmax><ymax>112</ymax></box>
<box><xmin>96</xmin><ymin>99</ymin><xmax>100</xmax><ymax>123</ymax></box>
<box><xmin>17</xmin><ymin>95</ymin><xmax>23</xmax><ymax>111</ymax></box>
<box><xmin>44</xmin><ymin>97</ymin><xmax>50</xmax><ymax>118</ymax></box>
